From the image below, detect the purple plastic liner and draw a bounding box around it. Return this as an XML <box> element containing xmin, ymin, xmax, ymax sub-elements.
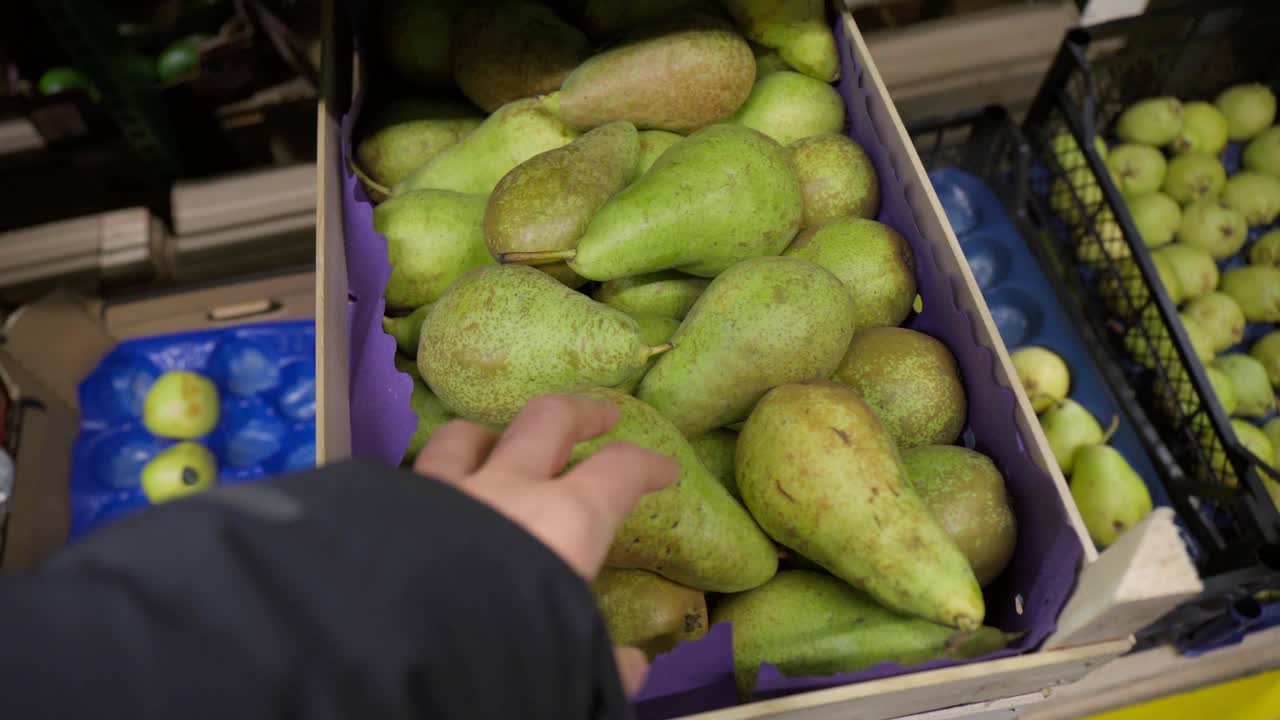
<box><xmin>337</xmin><ymin>9</ymin><xmax>1084</xmax><ymax>717</ymax></box>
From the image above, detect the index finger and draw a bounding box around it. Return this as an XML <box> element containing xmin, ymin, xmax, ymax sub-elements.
<box><xmin>485</xmin><ymin>394</ymin><xmax>621</xmax><ymax>478</ymax></box>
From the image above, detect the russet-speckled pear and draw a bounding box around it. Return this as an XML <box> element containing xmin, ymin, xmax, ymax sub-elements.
<box><xmin>736</xmin><ymin>381</ymin><xmax>985</xmax><ymax>629</ymax></box>
<box><xmin>418</xmin><ymin>266</ymin><xmax>669</xmax><ymax>424</ymax></box>
<box><xmin>720</xmin><ymin>0</ymin><xmax>840</xmax><ymax>82</ymax></box>
<box><xmin>593</xmin><ymin>270</ymin><xmax>711</xmax><ymax>320</ymax></box>
<box><xmin>593</xmin><ymin>568</ymin><xmax>708</xmax><ymax>660</ymax></box>
<box><xmin>569</xmin><ymin>387</ymin><xmax>777</xmax><ymax>593</ymax></box>
<box><xmin>376</xmin><ymin>189</ymin><xmax>491</xmax><ymax>311</ymax></box>
<box><xmin>637</xmin><ymin>256</ymin><xmax>855</xmax><ymax>437</ymax></box>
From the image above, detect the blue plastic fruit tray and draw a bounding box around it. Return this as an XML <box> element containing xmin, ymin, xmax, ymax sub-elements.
<box><xmin>70</xmin><ymin>320</ymin><xmax>316</xmax><ymax>539</ymax></box>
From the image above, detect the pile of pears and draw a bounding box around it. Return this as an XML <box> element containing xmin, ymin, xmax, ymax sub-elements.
<box><xmin>1046</xmin><ymin>83</ymin><xmax>1280</xmax><ymax>505</ymax></box>
<box><xmin>359</xmin><ymin>0</ymin><xmax>1023</xmax><ymax>696</ymax></box>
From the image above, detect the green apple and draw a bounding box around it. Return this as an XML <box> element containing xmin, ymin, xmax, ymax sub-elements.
<box><xmin>1243</xmin><ymin>126</ymin><xmax>1280</xmax><ymax>178</ymax></box>
<box><xmin>143</xmin><ymin>370</ymin><xmax>221</xmax><ymax>439</ymax></box>
<box><xmin>141</xmin><ymin>441</ymin><xmax>218</xmax><ymax>504</ymax></box>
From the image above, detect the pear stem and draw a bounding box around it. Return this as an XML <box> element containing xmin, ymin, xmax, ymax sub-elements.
<box><xmin>500</xmin><ymin>249</ymin><xmax>577</xmax><ymax>266</ymax></box>
<box><xmin>347</xmin><ymin>158</ymin><xmax>391</xmax><ymax>198</ymax></box>
<box><xmin>1100</xmin><ymin>414</ymin><xmax>1120</xmax><ymax>444</ymax></box>
<box><xmin>645</xmin><ymin>343</ymin><xmax>674</xmax><ymax>360</ymax></box>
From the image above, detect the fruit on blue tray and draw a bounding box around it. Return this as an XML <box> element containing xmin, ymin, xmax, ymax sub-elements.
<box><xmin>593</xmin><ymin>567</ymin><xmax>708</xmax><ymax>660</ymax></box>
<box><xmin>712</xmin><ymin>571</ymin><xmax>1013</xmax><ymax>697</ymax></box>
<box><xmin>1010</xmin><ymin>346</ymin><xmax>1070</xmax><ymax>413</ymax></box>
<box><xmin>1070</xmin><ymin>443</ymin><xmax>1152</xmax><ymax>548</ymax></box>
<box><xmin>1231</xmin><ymin>420</ymin><xmax>1274</xmax><ymax>468</ymax></box>
<box><xmin>637</xmin><ymin>130</ymin><xmax>684</xmax><ymax>174</ymax></box>
<box><xmin>615</xmin><ymin>312</ymin><xmax>680</xmax><ymax>395</ymax></box>
<box><xmin>396</xmin><ymin>95</ymin><xmax>577</xmax><ymax>195</ymax></box>
<box><xmin>141</xmin><ymin>441</ymin><xmax>218</xmax><ymax>504</ymax></box>
<box><xmin>419</xmin><ymin>265</ymin><xmax>669</xmax><ymax>424</ymax></box>
<box><xmin>785</xmin><ymin>217</ymin><xmax>917</xmax><ymax>334</ymax></box>
<box><xmin>1220</xmin><ymin>171</ymin><xmax>1280</xmax><ymax>226</ymax></box>
<box><xmin>1219</xmin><ymin>266</ymin><xmax>1280</xmax><ymax>323</ymax></box>
<box><xmin>1183</xmin><ymin>292</ymin><xmax>1246</xmax><ymax>353</ymax></box>
<box><xmin>1177</xmin><ymin>198</ymin><xmax>1247</xmax><ymax>259</ymax></box>
<box><xmin>451</xmin><ymin>2</ymin><xmax>590</xmax><ymax>112</ymax></box>
<box><xmin>1107</xmin><ymin>143</ymin><xmax>1166</xmax><ymax>197</ymax></box>
<box><xmin>380</xmin><ymin>0</ymin><xmax>457</xmax><ymax>88</ymax></box>
<box><xmin>720</xmin><ymin>0</ymin><xmax>840</xmax><ymax>82</ymax></box>
<box><xmin>1243</xmin><ymin>125</ymin><xmax>1280</xmax><ymax>178</ymax></box>
<box><xmin>1039</xmin><ymin>398</ymin><xmax>1104</xmax><ymax>475</ymax></box>
<box><xmin>559</xmin><ymin>13</ymin><xmax>755</xmax><ymax>133</ymax></box>
<box><xmin>1116</xmin><ymin>97</ymin><xmax>1183</xmax><ymax>146</ymax></box>
<box><xmin>637</xmin><ymin>256</ymin><xmax>854</xmax><ymax>436</ymax></box>
<box><xmin>789</xmin><ymin>134</ymin><xmax>880</xmax><ymax>228</ymax></box>
<box><xmin>378</xmin><ymin>189</ymin><xmax>491</xmax><ymax>310</ymax></box>
<box><xmin>729</xmin><ymin>71</ymin><xmax>846</xmax><ymax>145</ymax></box>
<box><xmin>737</xmin><ymin>382</ymin><xmax>985</xmax><ymax>629</ymax></box>
<box><xmin>832</xmin><ymin>327</ymin><xmax>966</xmax><ymax>449</ymax></box>
<box><xmin>355</xmin><ymin>98</ymin><xmax>483</xmax><ymax>192</ymax></box>
<box><xmin>1171</xmin><ymin>101</ymin><xmax>1229</xmax><ymax>156</ymax></box>
<box><xmin>593</xmin><ymin>271</ymin><xmax>711</xmax><ymax>320</ymax></box>
<box><xmin>383</xmin><ymin>303</ymin><xmax>433</xmax><ymax>357</ymax></box>
<box><xmin>1162</xmin><ymin>151</ymin><xmax>1227</xmax><ymax>205</ymax></box>
<box><xmin>901</xmin><ymin>445</ymin><xmax>1017</xmax><ymax>586</ymax></box>
<box><xmin>1153</xmin><ymin>243</ymin><xmax>1218</xmax><ymax>301</ymax></box>
<box><xmin>486</xmin><ymin>121</ymin><xmax>641</xmax><ymax>287</ymax></box>
<box><xmin>1251</xmin><ymin>330</ymin><xmax>1280</xmax><ymax>388</ymax></box>
<box><xmin>1215</xmin><ymin>83</ymin><xmax>1277</xmax><ymax>142</ymax></box>
<box><xmin>1125</xmin><ymin>191</ymin><xmax>1181</xmax><ymax>248</ymax></box>
<box><xmin>569</xmin><ymin>387</ymin><xmax>778</xmax><ymax>592</ymax></box>
<box><xmin>1251</xmin><ymin>229</ymin><xmax>1280</xmax><ymax>267</ymax></box>
<box><xmin>1213</xmin><ymin>354</ymin><xmax>1277</xmax><ymax>419</ymax></box>
<box><xmin>142</xmin><ymin>370</ymin><xmax>220</xmax><ymax>440</ymax></box>
<box><xmin>688</xmin><ymin>429</ymin><xmax>739</xmax><ymax>499</ymax></box>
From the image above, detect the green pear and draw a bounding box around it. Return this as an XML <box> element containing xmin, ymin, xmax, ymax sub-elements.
<box><xmin>1149</xmin><ymin>252</ymin><xmax>1185</xmax><ymax>305</ymax></box>
<box><xmin>517</xmin><ymin>125</ymin><xmax>803</xmax><ymax>280</ymax></box>
<box><xmin>713</xmin><ymin>571</ymin><xmax>1013</xmax><ymax>697</ymax></box>
<box><xmin>143</xmin><ymin>371</ymin><xmax>220</xmax><ymax>440</ymax></box>
<box><xmin>720</xmin><ymin>0</ymin><xmax>839</xmax><ymax>82</ymax></box>
<box><xmin>1116</xmin><ymin>97</ymin><xmax>1183</xmax><ymax>146</ymax></box>
<box><xmin>593</xmin><ymin>568</ymin><xmax>708</xmax><ymax>660</ymax></box>
<box><xmin>784</xmin><ymin>217</ymin><xmax>917</xmax><ymax>334</ymax></box>
<box><xmin>753</xmin><ymin>47</ymin><xmax>791</xmax><ymax>76</ymax></box>
<box><xmin>451</xmin><ymin>2</ymin><xmax>590</xmax><ymax>112</ymax></box>
<box><xmin>1221</xmin><ymin>171</ymin><xmax>1280</xmax><ymax>226</ymax></box>
<box><xmin>355</xmin><ymin>98</ymin><xmax>482</xmax><ymax>192</ymax></box>
<box><xmin>581</xmin><ymin>0</ymin><xmax>710</xmax><ymax>38</ymax></box>
<box><xmin>1074</xmin><ymin>215</ymin><xmax>1131</xmax><ymax>264</ymax></box>
<box><xmin>1250</xmin><ymin>330</ymin><xmax>1280</xmax><ymax>388</ymax></box>
<box><xmin>376</xmin><ymin>189</ymin><xmax>491</xmax><ymax>310</ymax></box>
<box><xmin>637</xmin><ymin>256</ymin><xmax>854</xmax><ymax>436</ymax></box>
<box><xmin>1049</xmin><ymin>172</ymin><xmax>1107</xmax><ymax>226</ymax></box>
<box><xmin>1243</xmin><ymin>126</ymin><xmax>1280</xmax><ymax>177</ymax></box>
<box><xmin>832</xmin><ymin>327</ymin><xmax>966</xmax><ymax>449</ymax></box>
<box><xmin>1183</xmin><ymin>292</ymin><xmax>1246</xmax><ymax>353</ymax></box>
<box><xmin>1107</xmin><ymin>144</ymin><xmax>1166</xmax><ymax>197</ymax></box>
<box><xmin>737</xmin><ymin>382</ymin><xmax>985</xmax><ymax>629</ymax></box>
<box><xmin>1038</xmin><ymin>398</ymin><xmax>1104</xmax><ymax>475</ymax></box>
<box><xmin>789</xmin><ymin>133</ymin><xmax>880</xmax><ymax>228</ymax></box>
<box><xmin>559</xmin><ymin>13</ymin><xmax>755</xmax><ymax>133</ymax></box>
<box><xmin>593</xmin><ymin>271</ymin><xmax>711</xmax><ymax>320</ymax></box>
<box><xmin>636</xmin><ymin>130</ymin><xmax>684</xmax><ymax>173</ymax></box>
<box><xmin>1154</xmin><ymin>243</ymin><xmax>1218</xmax><ymax>300</ymax></box>
<box><xmin>141</xmin><ymin>441</ymin><xmax>218</xmax><ymax>504</ymax></box>
<box><xmin>1101</xmin><ymin>254</ymin><xmax>1183</xmax><ymax>316</ymax></box>
<box><xmin>1232</xmin><ymin>419</ymin><xmax>1275</xmax><ymax>467</ymax></box>
<box><xmin>1250</xmin><ymin>229</ymin><xmax>1280</xmax><ymax>267</ymax></box>
<box><xmin>1011</xmin><ymin>346</ymin><xmax>1070</xmax><ymax>413</ymax></box>
<box><xmin>1215</xmin><ymin>83</ymin><xmax>1277</xmax><ymax>141</ymax></box>
<box><xmin>1162</xmin><ymin>152</ymin><xmax>1227</xmax><ymax>205</ymax></box>
<box><xmin>569</xmin><ymin>387</ymin><xmax>778</xmax><ymax>592</ymax></box>
<box><xmin>1155</xmin><ymin>364</ymin><xmax>1236</xmax><ymax>424</ymax></box>
<box><xmin>615</xmin><ymin>313</ymin><xmax>681</xmax><ymax>395</ymax></box>
<box><xmin>380</xmin><ymin>0</ymin><xmax>457</xmax><ymax>88</ymax></box>
<box><xmin>1070</xmin><ymin>444</ymin><xmax>1153</xmax><ymax>548</ymax></box>
<box><xmin>1179</xmin><ymin>198</ymin><xmax>1248</xmax><ymax>259</ymax></box>
<box><xmin>901</xmin><ymin>445</ymin><xmax>1017</xmax><ymax>586</ymax></box>
<box><xmin>395</xmin><ymin>354</ymin><xmax>457</xmax><ymax>464</ymax></box>
<box><xmin>1263</xmin><ymin>418</ymin><xmax>1280</xmax><ymax>460</ymax></box>
<box><xmin>538</xmin><ymin>262</ymin><xmax>590</xmax><ymax>288</ymax></box>
<box><xmin>1220</xmin><ymin>266</ymin><xmax>1280</xmax><ymax>322</ymax></box>
<box><xmin>1171</xmin><ymin>101</ymin><xmax>1229</xmax><ymax>155</ymax></box>
<box><xmin>1051</xmin><ymin>131</ymin><xmax>1108</xmax><ymax>170</ymax></box>
<box><xmin>396</xmin><ymin>95</ymin><xmax>578</xmax><ymax>195</ymax></box>
<box><xmin>418</xmin><ymin>265</ymin><xmax>669</xmax><ymax>424</ymax></box>
<box><xmin>1126</xmin><ymin>192</ymin><xmax>1181</xmax><ymax>248</ymax></box>
<box><xmin>729</xmin><ymin>71</ymin><xmax>846</xmax><ymax>145</ymax></box>
<box><xmin>1212</xmin><ymin>354</ymin><xmax>1276</xmax><ymax>419</ymax></box>
<box><xmin>485</xmin><ymin>122</ymin><xmax>641</xmax><ymax>284</ymax></box>
<box><xmin>689</xmin><ymin>429</ymin><xmax>739</xmax><ymax>499</ymax></box>
<box><xmin>383</xmin><ymin>303</ymin><xmax>432</xmax><ymax>357</ymax></box>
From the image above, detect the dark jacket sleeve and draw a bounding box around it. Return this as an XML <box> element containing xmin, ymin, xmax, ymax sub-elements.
<box><xmin>0</xmin><ymin>459</ymin><xmax>629</xmax><ymax>720</ymax></box>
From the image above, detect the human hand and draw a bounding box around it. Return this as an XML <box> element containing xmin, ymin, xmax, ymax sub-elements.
<box><xmin>412</xmin><ymin>394</ymin><xmax>680</xmax><ymax>694</ymax></box>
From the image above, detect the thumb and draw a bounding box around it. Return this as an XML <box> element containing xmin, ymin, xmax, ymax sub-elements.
<box><xmin>613</xmin><ymin>646</ymin><xmax>650</xmax><ymax>697</ymax></box>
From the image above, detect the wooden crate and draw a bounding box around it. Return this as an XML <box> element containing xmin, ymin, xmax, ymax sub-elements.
<box><xmin>314</xmin><ymin>3</ymin><xmax>1200</xmax><ymax>717</ymax></box>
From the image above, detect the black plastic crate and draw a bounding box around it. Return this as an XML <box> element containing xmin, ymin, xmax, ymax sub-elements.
<box><xmin>1022</xmin><ymin>0</ymin><xmax>1280</xmax><ymax>576</ymax></box>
